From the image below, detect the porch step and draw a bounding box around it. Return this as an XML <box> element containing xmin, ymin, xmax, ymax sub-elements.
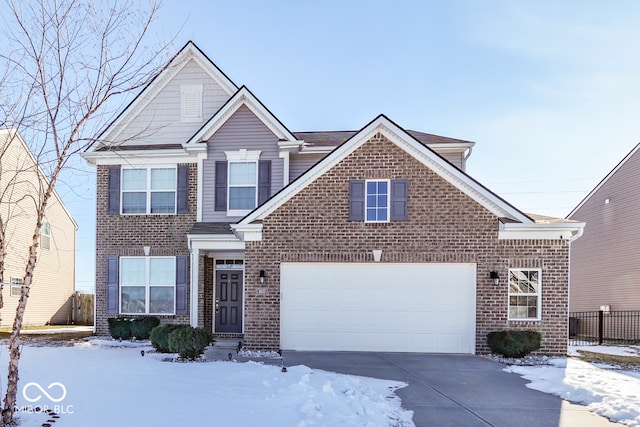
<box><xmin>213</xmin><ymin>334</ymin><xmax>244</xmax><ymax>350</ymax></box>
<box><xmin>214</xmin><ymin>332</ymin><xmax>244</xmax><ymax>339</ymax></box>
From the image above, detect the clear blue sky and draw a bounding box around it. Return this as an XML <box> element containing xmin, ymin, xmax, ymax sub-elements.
<box><xmin>62</xmin><ymin>1</ymin><xmax>640</xmax><ymax>292</ymax></box>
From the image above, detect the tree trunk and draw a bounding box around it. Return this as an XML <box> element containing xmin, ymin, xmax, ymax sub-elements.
<box><xmin>2</xmin><ymin>240</ymin><xmax>38</xmax><ymax>424</ymax></box>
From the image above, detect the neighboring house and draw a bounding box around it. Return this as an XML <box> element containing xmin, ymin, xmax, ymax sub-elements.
<box><xmin>83</xmin><ymin>41</ymin><xmax>584</xmax><ymax>355</ymax></box>
<box><xmin>568</xmin><ymin>142</ymin><xmax>640</xmax><ymax>312</ymax></box>
<box><xmin>0</xmin><ymin>129</ymin><xmax>78</xmax><ymax>326</ymax></box>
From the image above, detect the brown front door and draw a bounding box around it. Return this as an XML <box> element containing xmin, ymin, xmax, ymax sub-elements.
<box><xmin>215</xmin><ymin>270</ymin><xmax>243</xmax><ymax>333</ymax></box>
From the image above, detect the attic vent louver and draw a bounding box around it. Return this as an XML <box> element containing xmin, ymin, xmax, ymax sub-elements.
<box><xmin>181</xmin><ymin>84</ymin><xmax>203</xmax><ymax>122</ymax></box>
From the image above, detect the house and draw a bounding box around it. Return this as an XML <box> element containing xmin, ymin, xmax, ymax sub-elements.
<box><xmin>0</xmin><ymin>129</ymin><xmax>78</xmax><ymax>326</ymax></box>
<box><xmin>82</xmin><ymin>41</ymin><xmax>584</xmax><ymax>355</ymax></box>
<box><xmin>568</xmin><ymin>142</ymin><xmax>640</xmax><ymax>312</ymax></box>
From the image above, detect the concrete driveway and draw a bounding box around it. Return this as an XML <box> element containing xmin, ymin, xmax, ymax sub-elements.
<box><xmin>280</xmin><ymin>352</ymin><xmax>619</xmax><ymax>427</ymax></box>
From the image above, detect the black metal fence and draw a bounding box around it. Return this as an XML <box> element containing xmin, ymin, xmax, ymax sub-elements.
<box><xmin>569</xmin><ymin>310</ymin><xmax>640</xmax><ymax>346</ymax></box>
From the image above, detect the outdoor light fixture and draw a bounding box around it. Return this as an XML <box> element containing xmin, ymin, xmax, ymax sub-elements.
<box><xmin>143</xmin><ymin>246</ymin><xmax>150</xmax><ymax>256</ymax></box>
<box><xmin>490</xmin><ymin>271</ymin><xmax>500</xmax><ymax>286</ymax></box>
<box><xmin>259</xmin><ymin>270</ymin><xmax>265</xmax><ymax>284</ymax></box>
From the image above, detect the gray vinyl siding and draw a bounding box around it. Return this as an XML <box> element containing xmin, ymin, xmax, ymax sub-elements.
<box><xmin>439</xmin><ymin>152</ymin><xmax>465</xmax><ymax>171</ymax></box>
<box><xmin>569</xmin><ymin>147</ymin><xmax>640</xmax><ymax>311</ymax></box>
<box><xmin>202</xmin><ymin>105</ymin><xmax>283</xmax><ymax>221</ymax></box>
<box><xmin>289</xmin><ymin>153</ymin><xmax>326</xmax><ymax>181</ymax></box>
<box><xmin>116</xmin><ymin>59</ymin><xmax>231</xmax><ymax>145</ymax></box>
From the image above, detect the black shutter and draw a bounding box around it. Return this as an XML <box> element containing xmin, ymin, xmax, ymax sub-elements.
<box><xmin>390</xmin><ymin>179</ymin><xmax>408</xmax><ymax>221</ymax></box>
<box><xmin>107</xmin><ymin>166</ymin><xmax>121</xmax><ymax>215</ymax></box>
<box><xmin>258</xmin><ymin>160</ymin><xmax>271</xmax><ymax>205</ymax></box>
<box><xmin>177</xmin><ymin>165</ymin><xmax>189</xmax><ymax>214</ymax></box>
<box><xmin>349</xmin><ymin>180</ymin><xmax>365</xmax><ymax>221</ymax></box>
<box><xmin>106</xmin><ymin>256</ymin><xmax>119</xmax><ymax>314</ymax></box>
<box><xmin>215</xmin><ymin>161</ymin><xmax>227</xmax><ymax>211</ymax></box>
<box><xmin>175</xmin><ymin>256</ymin><xmax>188</xmax><ymax>315</ymax></box>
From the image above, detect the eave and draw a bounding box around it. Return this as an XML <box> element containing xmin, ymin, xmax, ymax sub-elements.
<box><xmin>498</xmin><ymin>219</ymin><xmax>585</xmax><ymax>241</ymax></box>
<box><xmin>81</xmin><ymin>147</ymin><xmax>202</xmax><ymax>166</ymax></box>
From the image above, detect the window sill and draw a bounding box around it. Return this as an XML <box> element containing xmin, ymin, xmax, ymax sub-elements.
<box><xmin>227</xmin><ymin>209</ymin><xmax>251</xmax><ymax>217</ymax></box>
<box><xmin>120</xmin><ymin>312</ymin><xmax>177</xmax><ymax>316</ymax></box>
<box><xmin>119</xmin><ymin>212</ymin><xmax>178</xmax><ymax>216</ymax></box>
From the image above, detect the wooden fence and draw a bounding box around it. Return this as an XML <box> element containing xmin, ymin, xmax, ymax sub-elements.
<box><xmin>72</xmin><ymin>292</ymin><xmax>94</xmax><ymax>325</ymax></box>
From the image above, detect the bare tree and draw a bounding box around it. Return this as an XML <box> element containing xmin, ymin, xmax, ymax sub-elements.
<box><xmin>0</xmin><ymin>0</ymin><xmax>170</xmax><ymax>422</ymax></box>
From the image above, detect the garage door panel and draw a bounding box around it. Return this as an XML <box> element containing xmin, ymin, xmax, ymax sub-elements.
<box><xmin>280</xmin><ymin>262</ymin><xmax>476</xmax><ymax>353</ymax></box>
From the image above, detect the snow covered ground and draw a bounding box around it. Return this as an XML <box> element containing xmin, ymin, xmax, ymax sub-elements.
<box><xmin>2</xmin><ymin>339</ymin><xmax>640</xmax><ymax>426</ymax></box>
<box><xmin>506</xmin><ymin>345</ymin><xmax>640</xmax><ymax>426</ymax></box>
<box><xmin>3</xmin><ymin>339</ymin><xmax>413</xmax><ymax>427</ymax></box>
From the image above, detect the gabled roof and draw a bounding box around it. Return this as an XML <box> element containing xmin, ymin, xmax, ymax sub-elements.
<box><xmin>186</xmin><ymin>86</ymin><xmax>299</xmax><ymax>144</ymax></box>
<box><xmin>292</xmin><ymin>129</ymin><xmax>474</xmax><ymax>148</ymax></box>
<box><xmin>86</xmin><ymin>41</ymin><xmax>239</xmax><ymax>152</ymax></box>
<box><xmin>567</xmin><ymin>141</ymin><xmax>640</xmax><ymax>218</ymax></box>
<box><xmin>0</xmin><ymin>129</ymin><xmax>78</xmax><ymax>230</ymax></box>
<box><xmin>236</xmin><ymin>114</ymin><xmax>533</xmax><ymax>226</ymax></box>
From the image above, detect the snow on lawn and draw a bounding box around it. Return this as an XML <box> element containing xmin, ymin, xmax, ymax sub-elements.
<box><xmin>505</xmin><ymin>347</ymin><xmax>640</xmax><ymax>426</ymax></box>
<box><xmin>2</xmin><ymin>340</ymin><xmax>413</xmax><ymax>427</ymax></box>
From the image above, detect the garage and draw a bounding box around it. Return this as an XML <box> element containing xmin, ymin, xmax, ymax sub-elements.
<box><xmin>280</xmin><ymin>262</ymin><xmax>477</xmax><ymax>353</ymax></box>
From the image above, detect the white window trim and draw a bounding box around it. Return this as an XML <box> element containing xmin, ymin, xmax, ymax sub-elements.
<box><xmin>121</xmin><ymin>166</ymin><xmax>177</xmax><ymax>215</ymax></box>
<box><xmin>119</xmin><ymin>256</ymin><xmax>176</xmax><ymax>316</ymax></box>
<box><xmin>365</xmin><ymin>179</ymin><xmax>391</xmax><ymax>223</ymax></box>
<box><xmin>225</xmin><ymin>150</ymin><xmax>262</xmax><ymax>217</ymax></box>
<box><xmin>10</xmin><ymin>277</ymin><xmax>23</xmax><ymax>297</ymax></box>
<box><xmin>181</xmin><ymin>84</ymin><xmax>203</xmax><ymax>123</ymax></box>
<box><xmin>508</xmin><ymin>268</ymin><xmax>542</xmax><ymax>321</ymax></box>
<box><xmin>40</xmin><ymin>220</ymin><xmax>51</xmax><ymax>250</ymax></box>
<box><xmin>224</xmin><ymin>149</ymin><xmax>262</xmax><ymax>162</ymax></box>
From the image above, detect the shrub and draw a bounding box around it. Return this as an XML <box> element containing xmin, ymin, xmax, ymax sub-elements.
<box><xmin>150</xmin><ymin>324</ymin><xmax>190</xmax><ymax>353</ymax></box>
<box><xmin>108</xmin><ymin>317</ymin><xmax>132</xmax><ymax>340</ymax></box>
<box><xmin>167</xmin><ymin>326</ymin><xmax>213</xmax><ymax>360</ymax></box>
<box><xmin>487</xmin><ymin>330</ymin><xmax>542</xmax><ymax>358</ymax></box>
<box><xmin>130</xmin><ymin>316</ymin><xmax>160</xmax><ymax>340</ymax></box>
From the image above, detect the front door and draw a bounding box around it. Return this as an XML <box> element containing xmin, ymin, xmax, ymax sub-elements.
<box><xmin>215</xmin><ymin>270</ymin><xmax>243</xmax><ymax>333</ymax></box>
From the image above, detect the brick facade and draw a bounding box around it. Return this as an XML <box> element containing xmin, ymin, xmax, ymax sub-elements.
<box><xmin>243</xmin><ymin>133</ymin><xmax>570</xmax><ymax>355</ymax></box>
<box><xmin>94</xmin><ymin>135</ymin><xmax>570</xmax><ymax>355</ymax></box>
<box><xmin>94</xmin><ymin>163</ymin><xmax>198</xmax><ymax>335</ymax></box>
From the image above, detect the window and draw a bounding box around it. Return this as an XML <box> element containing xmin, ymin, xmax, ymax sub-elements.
<box><xmin>349</xmin><ymin>179</ymin><xmax>407</xmax><ymax>222</ymax></box>
<box><xmin>120</xmin><ymin>257</ymin><xmax>175</xmax><ymax>315</ymax></box>
<box><xmin>215</xmin><ymin>259</ymin><xmax>244</xmax><ymax>270</ymax></box>
<box><xmin>40</xmin><ymin>221</ymin><xmax>51</xmax><ymax>250</ymax></box>
<box><xmin>181</xmin><ymin>85</ymin><xmax>203</xmax><ymax>122</ymax></box>
<box><xmin>10</xmin><ymin>277</ymin><xmax>23</xmax><ymax>297</ymax></box>
<box><xmin>220</xmin><ymin>150</ymin><xmax>263</xmax><ymax>215</ymax></box>
<box><xmin>508</xmin><ymin>269</ymin><xmax>541</xmax><ymax>320</ymax></box>
<box><xmin>121</xmin><ymin>167</ymin><xmax>176</xmax><ymax>214</ymax></box>
<box><xmin>365</xmin><ymin>180</ymin><xmax>390</xmax><ymax>222</ymax></box>
<box><xmin>228</xmin><ymin>162</ymin><xmax>257</xmax><ymax>211</ymax></box>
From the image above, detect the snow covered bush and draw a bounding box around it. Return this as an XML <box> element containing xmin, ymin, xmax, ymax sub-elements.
<box><xmin>487</xmin><ymin>330</ymin><xmax>541</xmax><ymax>358</ymax></box>
<box><xmin>130</xmin><ymin>316</ymin><xmax>160</xmax><ymax>340</ymax></box>
<box><xmin>150</xmin><ymin>324</ymin><xmax>190</xmax><ymax>353</ymax></box>
<box><xmin>167</xmin><ymin>326</ymin><xmax>213</xmax><ymax>360</ymax></box>
<box><xmin>108</xmin><ymin>317</ymin><xmax>133</xmax><ymax>340</ymax></box>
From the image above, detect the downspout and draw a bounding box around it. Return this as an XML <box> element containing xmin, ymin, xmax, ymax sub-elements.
<box><xmin>464</xmin><ymin>146</ymin><xmax>473</xmax><ymax>161</ymax></box>
<box><xmin>463</xmin><ymin>146</ymin><xmax>473</xmax><ymax>172</ymax></box>
<box><xmin>569</xmin><ymin>226</ymin><xmax>584</xmax><ymax>242</ymax></box>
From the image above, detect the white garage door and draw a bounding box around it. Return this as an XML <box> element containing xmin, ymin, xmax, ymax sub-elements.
<box><xmin>280</xmin><ymin>262</ymin><xmax>476</xmax><ymax>353</ymax></box>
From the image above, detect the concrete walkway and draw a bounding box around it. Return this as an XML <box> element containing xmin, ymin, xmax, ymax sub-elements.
<box><xmin>207</xmin><ymin>346</ymin><xmax>620</xmax><ymax>427</ymax></box>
